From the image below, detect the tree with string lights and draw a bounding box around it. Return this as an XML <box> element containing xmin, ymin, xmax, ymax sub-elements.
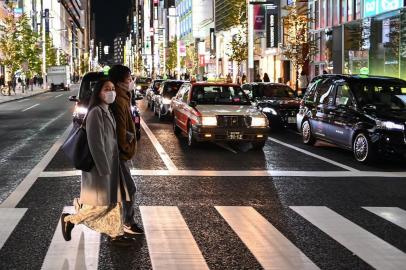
<box><xmin>281</xmin><ymin>1</ymin><xmax>317</xmax><ymax>90</ymax></box>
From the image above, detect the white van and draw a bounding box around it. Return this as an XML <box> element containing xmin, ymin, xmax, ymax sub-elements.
<box><xmin>47</xmin><ymin>65</ymin><xmax>70</xmax><ymax>91</ymax></box>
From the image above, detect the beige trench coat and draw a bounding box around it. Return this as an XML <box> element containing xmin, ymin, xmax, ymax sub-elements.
<box><xmin>80</xmin><ymin>105</ymin><xmax>121</xmax><ymax>206</ymax></box>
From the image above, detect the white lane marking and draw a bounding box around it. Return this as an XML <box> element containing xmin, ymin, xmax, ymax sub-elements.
<box><xmin>268</xmin><ymin>137</ymin><xmax>359</xmax><ymax>172</ymax></box>
<box><xmin>39</xmin><ymin>169</ymin><xmax>406</xmax><ymax>178</ymax></box>
<box><xmin>363</xmin><ymin>207</ymin><xmax>406</xmax><ymax>230</ymax></box>
<box><xmin>140</xmin><ymin>119</ymin><xmax>178</xmax><ymax>171</ymax></box>
<box><xmin>140</xmin><ymin>206</ymin><xmax>209</xmax><ymax>270</ymax></box>
<box><xmin>54</xmin><ymin>94</ymin><xmax>64</xmax><ymax>98</ymax></box>
<box><xmin>21</xmin><ymin>103</ymin><xmax>40</xmax><ymax>112</ymax></box>
<box><xmin>17</xmin><ymin>99</ymin><xmax>29</xmax><ymax>103</ymax></box>
<box><xmin>0</xmin><ymin>208</ymin><xmax>27</xmax><ymax>250</ymax></box>
<box><xmin>41</xmin><ymin>206</ymin><xmax>100</xmax><ymax>270</ymax></box>
<box><xmin>216</xmin><ymin>206</ymin><xmax>319</xmax><ymax>270</ymax></box>
<box><xmin>0</xmin><ymin>123</ymin><xmax>72</xmax><ymax>208</ymax></box>
<box><xmin>290</xmin><ymin>206</ymin><xmax>406</xmax><ymax>270</ymax></box>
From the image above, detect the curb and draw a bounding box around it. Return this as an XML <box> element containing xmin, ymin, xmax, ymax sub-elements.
<box><xmin>0</xmin><ymin>89</ymin><xmax>50</xmax><ymax>105</ymax></box>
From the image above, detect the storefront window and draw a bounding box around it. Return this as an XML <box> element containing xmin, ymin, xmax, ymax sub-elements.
<box><xmin>344</xmin><ymin>20</ymin><xmax>369</xmax><ymax>74</ymax></box>
<box><xmin>344</xmin><ymin>10</ymin><xmax>406</xmax><ymax>80</ymax></box>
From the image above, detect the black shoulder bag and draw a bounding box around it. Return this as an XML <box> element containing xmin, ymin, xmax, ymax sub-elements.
<box><xmin>61</xmin><ymin>114</ymin><xmax>94</xmax><ymax>172</ymax></box>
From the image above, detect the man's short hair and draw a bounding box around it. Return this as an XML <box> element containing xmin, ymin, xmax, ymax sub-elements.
<box><xmin>108</xmin><ymin>65</ymin><xmax>131</xmax><ymax>84</ymax></box>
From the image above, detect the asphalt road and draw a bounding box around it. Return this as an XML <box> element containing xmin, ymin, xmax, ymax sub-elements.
<box><xmin>0</xmin><ymin>94</ymin><xmax>406</xmax><ymax>270</ymax></box>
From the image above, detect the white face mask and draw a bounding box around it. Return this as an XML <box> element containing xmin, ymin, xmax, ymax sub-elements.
<box><xmin>128</xmin><ymin>80</ymin><xmax>135</xmax><ymax>92</ymax></box>
<box><xmin>103</xmin><ymin>91</ymin><xmax>116</xmax><ymax>104</ymax></box>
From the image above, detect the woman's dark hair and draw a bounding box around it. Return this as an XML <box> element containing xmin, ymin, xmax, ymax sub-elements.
<box><xmin>108</xmin><ymin>65</ymin><xmax>131</xmax><ymax>84</ymax></box>
<box><xmin>88</xmin><ymin>79</ymin><xmax>112</xmax><ymax>111</ymax></box>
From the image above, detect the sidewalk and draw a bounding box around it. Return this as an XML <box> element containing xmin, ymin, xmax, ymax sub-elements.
<box><xmin>0</xmin><ymin>86</ymin><xmax>49</xmax><ymax>104</ymax></box>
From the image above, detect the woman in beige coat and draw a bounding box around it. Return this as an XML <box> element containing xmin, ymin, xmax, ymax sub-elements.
<box><xmin>61</xmin><ymin>79</ymin><xmax>132</xmax><ymax>243</ymax></box>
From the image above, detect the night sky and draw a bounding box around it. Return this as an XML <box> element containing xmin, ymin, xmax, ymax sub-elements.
<box><xmin>92</xmin><ymin>0</ymin><xmax>131</xmax><ymax>47</ymax></box>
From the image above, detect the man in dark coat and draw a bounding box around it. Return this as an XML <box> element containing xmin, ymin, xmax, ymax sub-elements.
<box><xmin>109</xmin><ymin>65</ymin><xmax>143</xmax><ymax>235</ymax></box>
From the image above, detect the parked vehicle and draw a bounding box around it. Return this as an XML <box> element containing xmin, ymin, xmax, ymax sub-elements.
<box><xmin>297</xmin><ymin>74</ymin><xmax>406</xmax><ymax>163</ymax></box>
<box><xmin>153</xmin><ymin>80</ymin><xmax>184</xmax><ymax>119</ymax></box>
<box><xmin>135</xmin><ymin>77</ymin><xmax>152</xmax><ymax>95</ymax></box>
<box><xmin>146</xmin><ymin>79</ymin><xmax>164</xmax><ymax>109</ymax></box>
<box><xmin>47</xmin><ymin>65</ymin><xmax>71</xmax><ymax>91</ymax></box>
<box><xmin>69</xmin><ymin>72</ymin><xmax>143</xmax><ymax>139</ymax></box>
<box><xmin>242</xmin><ymin>83</ymin><xmax>300</xmax><ymax>129</ymax></box>
<box><xmin>172</xmin><ymin>82</ymin><xmax>269</xmax><ymax>149</ymax></box>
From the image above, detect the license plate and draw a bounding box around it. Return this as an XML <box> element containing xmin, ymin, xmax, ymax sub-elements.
<box><xmin>287</xmin><ymin>117</ymin><xmax>296</xmax><ymax>124</ymax></box>
<box><xmin>227</xmin><ymin>131</ymin><xmax>243</xmax><ymax>140</ymax></box>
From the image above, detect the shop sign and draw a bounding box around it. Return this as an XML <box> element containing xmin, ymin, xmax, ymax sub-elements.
<box><xmin>199</xmin><ymin>55</ymin><xmax>205</xmax><ymax>67</ymax></box>
<box><xmin>363</xmin><ymin>0</ymin><xmax>403</xmax><ymax>17</ymax></box>
<box><xmin>266</xmin><ymin>11</ymin><xmax>278</xmax><ymax>48</ymax></box>
<box><xmin>178</xmin><ymin>40</ymin><xmax>186</xmax><ymax>57</ymax></box>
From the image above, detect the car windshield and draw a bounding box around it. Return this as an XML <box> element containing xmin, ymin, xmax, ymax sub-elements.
<box><xmin>162</xmin><ymin>82</ymin><xmax>183</xmax><ymax>98</ymax></box>
<box><xmin>353</xmin><ymin>82</ymin><xmax>406</xmax><ymax>110</ymax></box>
<box><xmin>136</xmin><ymin>78</ymin><xmax>151</xmax><ymax>84</ymax></box>
<box><xmin>78</xmin><ymin>73</ymin><xmax>107</xmax><ymax>103</ymax></box>
<box><xmin>251</xmin><ymin>85</ymin><xmax>295</xmax><ymax>99</ymax></box>
<box><xmin>192</xmin><ymin>85</ymin><xmax>251</xmax><ymax>105</ymax></box>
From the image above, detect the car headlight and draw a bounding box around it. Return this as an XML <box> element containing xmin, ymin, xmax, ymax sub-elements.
<box><xmin>162</xmin><ymin>98</ymin><xmax>172</xmax><ymax>105</ymax></box>
<box><xmin>201</xmin><ymin>116</ymin><xmax>217</xmax><ymax>126</ymax></box>
<box><xmin>376</xmin><ymin>120</ymin><xmax>404</xmax><ymax>131</ymax></box>
<box><xmin>251</xmin><ymin>117</ymin><xmax>268</xmax><ymax>127</ymax></box>
<box><xmin>74</xmin><ymin>106</ymin><xmax>88</xmax><ymax>116</ymax></box>
<box><xmin>262</xmin><ymin>107</ymin><xmax>277</xmax><ymax>115</ymax></box>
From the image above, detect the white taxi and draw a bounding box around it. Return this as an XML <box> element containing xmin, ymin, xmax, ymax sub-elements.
<box><xmin>172</xmin><ymin>82</ymin><xmax>269</xmax><ymax>149</ymax></box>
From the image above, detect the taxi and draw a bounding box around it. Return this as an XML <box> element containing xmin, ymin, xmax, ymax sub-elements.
<box><xmin>172</xmin><ymin>82</ymin><xmax>269</xmax><ymax>149</ymax></box>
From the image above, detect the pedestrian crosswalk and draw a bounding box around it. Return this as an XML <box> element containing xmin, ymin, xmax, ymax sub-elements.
<box><xmin>1</xmin><ymin>206</ymin><xmax>406</xmax><ymax>270</ymax></box>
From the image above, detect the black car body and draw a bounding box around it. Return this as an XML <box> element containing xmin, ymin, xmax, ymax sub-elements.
<box><xmin>69</xmin><ymin>72</ymin><xmax>142</xmax><ymax>140</ymax></box>
<box><xmin>297</xmin><ymin>74</ymin><xmax>406</xmax><ymax>162</ymax></box>
<box><xmin>153</xmin><ymin>80</ymin><xmax>185</xmax><ymax>119</ymax></box>
<box><xmin>242</xmin><ymin>83</ymin><xmax>300</xmax><ymax>129</ymax></box>
<box><xmin>146</xmin><ymin>79</ymin><xmax>164</xmax><ymax>109</ymax></box>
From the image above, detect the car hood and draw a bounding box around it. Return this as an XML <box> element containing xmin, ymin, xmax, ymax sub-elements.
<box><xmin>364</xmin><ymin>108</ymin><xmax>406</xmax><ymax>123</ymax></box>
<box><xmin>256</xmin><ymin>98</ymin><xmax>300</xmax><ymax>109</ymax></box>
<box><xmin>195</xmin><ymin>104</ymin><xmax>263</xmax><ymax>117</ymax></box>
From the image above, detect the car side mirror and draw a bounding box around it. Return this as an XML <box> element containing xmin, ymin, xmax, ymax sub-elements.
<box><xmin>189</xmin><ymin>101</ymin><xmax>197</xmax><ymax>107</ymax></box>
<box><xmin>69</xmin><ymin>95</ymin><xmax>78</xmax><ymax>102</ymax></box>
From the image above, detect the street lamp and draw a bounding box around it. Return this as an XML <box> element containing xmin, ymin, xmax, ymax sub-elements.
<box><xmin>167</xmin><ymin>13</ymin><xmax>180</xmax><ymax>79</ymax></box>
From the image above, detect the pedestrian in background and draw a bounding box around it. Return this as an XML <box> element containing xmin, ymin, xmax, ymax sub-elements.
<box><xmin>263</xmin><ymin>73</ymin><xmax>270</xmax><ymax>82</ymax></box>
<box><xmin>298</xmin><ymin>70</ymin><xmax>309</xmax><ymax>97</ymax></box>
<box><xmin>108</xmin><ymin>65</ymin><xmax>144</xmax><ymax>235</ymax></box>
<box><xmin>61</xmin><ymin>79</ymin><xmax>133</xmax><ymax>244</ymax></box>
<box><xmin>226</xmin><ymin>74</ymin><xmax>233</xmax><ymax>83</ymax></box>
<box><xmin>254</xmin><ymin>73</ymin><xmax>262</xmax><ymax>82</ymax></box>
<box><xmin>241</xmin><ymin>74</ymin><xmax>247</xmax><ymax>84</ymax></box>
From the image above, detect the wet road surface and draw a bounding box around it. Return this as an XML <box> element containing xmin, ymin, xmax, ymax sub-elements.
<box><xmin>1</xmin><ymin>95</ymin><xmax>406</xmax><ymax>270</ymax></box>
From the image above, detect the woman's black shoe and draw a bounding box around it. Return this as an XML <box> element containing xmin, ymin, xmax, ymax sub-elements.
<box><xmin>61</xmin><ymin>213</ymin><xmax>74</xmax><ymax>241</ymax></box>
<box><xmin>109</xmin><ymin>235</ymin><xmax>136</xmax><ymax>246</ymax></box>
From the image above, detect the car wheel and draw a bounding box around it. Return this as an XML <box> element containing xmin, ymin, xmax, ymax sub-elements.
<box><xmin>302</xmin><ymin>120</ymin><xmax>316</xmax><ymax>145</ymax></box>
<box><xmin>158</xmin><ymin>107</ymin><xmax>164</xmax><ymax>120</ymax></box>
<box><xmin>154</xmin><ymin>104</ymin><xmax>158</xmax><ymax>116</ymax></box>
<box><xmin>252</xmin><ymin>141</ymin><xmax>266</xmax><ymax>150</ymax></box>
<box><xmin>353</xmin><ymin>133</ymin><xmax>375</xmax><ymax>163</ymax></box>
<box><xmin>187</xmin><ymin>124</ymin><xmax>197</xmax><ymax>147</ymax></box>
<box><xmin>173</xmin><ymin>118</ymin><xmax>181</xmax><ymax>136</ymax></box>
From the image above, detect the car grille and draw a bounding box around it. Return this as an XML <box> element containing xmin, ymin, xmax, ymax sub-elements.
<box><xmin>217</xmin><ymin>115</ymin><xmax>251</xmax><ymax>128</ymax></box>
